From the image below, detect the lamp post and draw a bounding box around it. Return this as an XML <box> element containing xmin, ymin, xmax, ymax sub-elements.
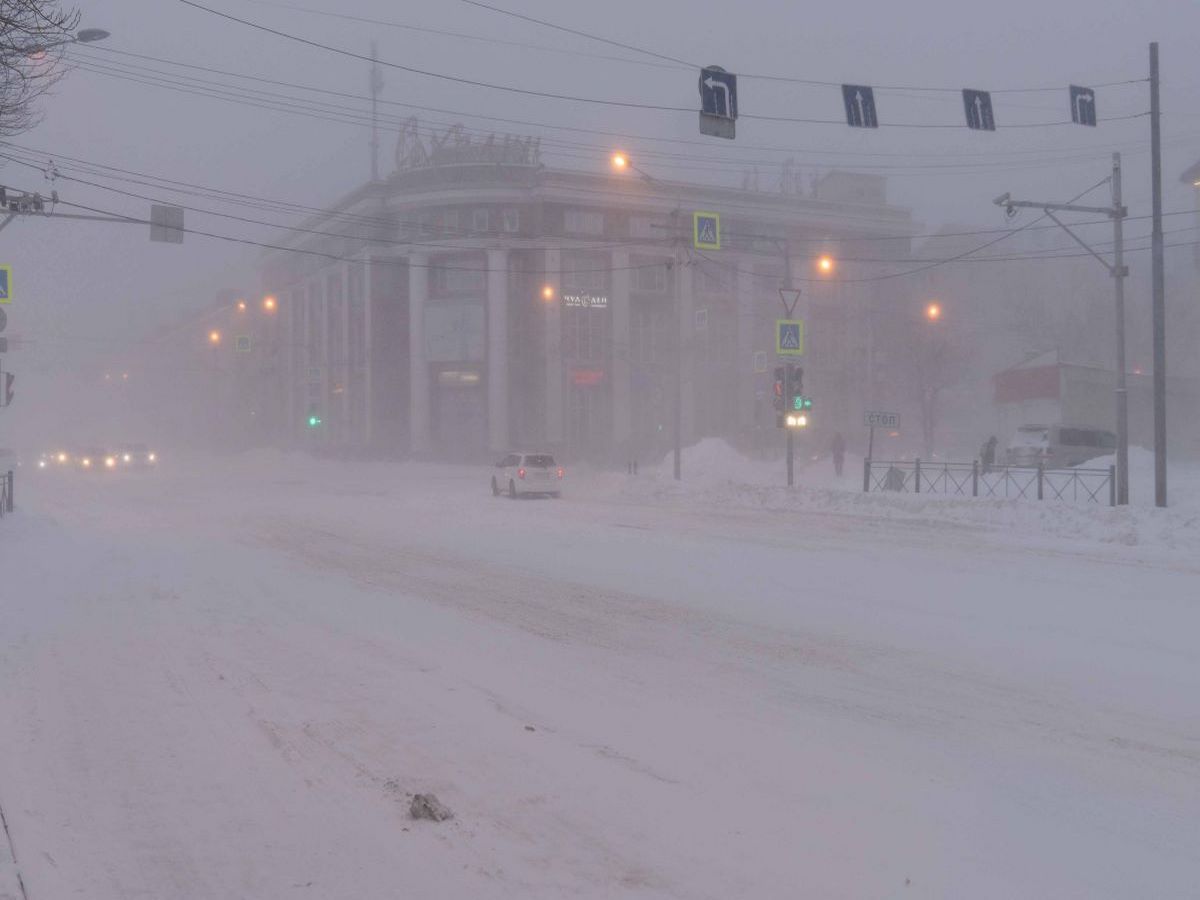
<box><xmin>18</xmin><ymin>27</ymin><xmax>110</xmax><ymax>55</ymax></box>
<box><xmin>611</xmin><ymin>152</ymin><xmax>684</xmax><ymax>480</ymax></box>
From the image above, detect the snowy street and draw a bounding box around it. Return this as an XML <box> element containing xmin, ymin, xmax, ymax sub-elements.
<box><xmin>2</xmin><ymin>454</ymin><xmax>1199</xmax><ymax>898</ymax></box>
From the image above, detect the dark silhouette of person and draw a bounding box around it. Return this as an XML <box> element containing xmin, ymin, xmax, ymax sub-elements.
<box><xmin>981</xmin><ymin>435</ymin><xmax>998</xmax><ymax>474</ymax></box>
<box><xmin>831</xmin><ymin>432</ymin><xmax>846</xmax><ymax>477</ymax></box>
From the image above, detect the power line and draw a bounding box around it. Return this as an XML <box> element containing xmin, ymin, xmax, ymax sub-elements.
<box><xmin>173</xmin><ymin>0</ymin><xmax>1149</xmax><ymax>129</ymax></box>
<box><xmin>456</xmin><ymin>0</ymin><xmax>1148</xmax><ymax>94</ymax></box>
<box><xmin>78</xmin><ymin>45</ymin><xmax>1183</xmax><ymax>163</ymax></box>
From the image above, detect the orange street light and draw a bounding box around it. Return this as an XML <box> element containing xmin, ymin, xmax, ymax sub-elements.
<box><xmin>262</xmin><ymin>295</ymin><xmax>278</xmax><ymax>313</ymax></box>
<box><xmin>541</xmin><ymin>284</ymin><xmax>556</xmax><ymax>302</ymax></box>
<box><xmin>208</xmin><ymin>329</ymin><xmax>222</xmax><ymax>345</ymax></box>
<box><xmin>816</xmin><ymin>254</ymin><xmax>836</xmax><ymax>275</ymax></box>
<box><xmin>611</xmin><ymin>152</ymin><xmax>629</xmax><ymax>171</ymax></box>
<box><xmin>925</xmin><ymin>302</ymin><xmax>942</xmax><ymax>322</ymax></box>
<box><xmin>236</xmin><ymin>299</ymin><xmax>247</xmax><ymax>312</ymax></box>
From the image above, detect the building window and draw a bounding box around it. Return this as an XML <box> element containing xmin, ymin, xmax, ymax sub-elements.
<box><xmin>562</xmin><ymin>251</ymin><xmax>610</xmax><ymax>293</ymax></box>
<box><xmin>630</xmin><ymin>215</ymin><xmax>662</xmax><ymax>240</ymax></box>
<box><xmin>502</xmin><ymin>209</ymin><xmax>521</xmax><ymax>233</ymax></box>
<box><xmin>472</xmin><ymin>208</ymin><xmax>490</xmax><ymax>235</ymax></box>
<box><xmin>565</xmin><ymin>209</ymin><xmax>604</xmax><ymax>236</ymax></box>
<box><xmin>632</xmin><ymin>257</ymin><xmax>669</xmax><ymax>293</ymax></box>
<box><xmin>431</xmin><ymin>257</ymin><xmax>486</xmax><ymax>296</ymax></box>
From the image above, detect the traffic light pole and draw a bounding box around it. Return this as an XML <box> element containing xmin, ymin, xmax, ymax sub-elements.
<box><xmin>786</xmin><ymin>429</ymin><xmax>794</xmax><ymax>487</ymax></box>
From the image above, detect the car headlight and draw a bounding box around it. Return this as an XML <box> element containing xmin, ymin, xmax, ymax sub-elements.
<box><xmin>105</xmin><ymin>457</ymin><xmax>117</xmax><ymax>468</ymax></box>
<box><xmin>57</xmin><ymin>453</ymin><xmax>68</xmax><ymax>463</ymax></box>
<box><xmin>123</xmin><ymin>454</ymin><xmax>132</xmax><ymax>463</ymax></box>
<box><xmin>82</xmin><ymin>458</ymin><xmax>92</xmax><ymax>468</ymax></box>
<box><xmin>38</xmin><ymin>459</ymin><xmax>47</xmax><ymax>468</ymax></box>
<box><xmin>148</xmin><ymin>453</ymin><xmax>156</xmax><ymax>462</ymax></box>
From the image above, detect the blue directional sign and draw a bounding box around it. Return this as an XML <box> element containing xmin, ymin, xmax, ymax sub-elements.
<box><xmin>1070</xmin><ymin>85</ymin><xmax>1096</xmax><ymax>126</ymax></box>
<box><xmin>962</xmin><ymin>89</ymin><xmax>996</xmax><ymax>131</ymax></box>
<box><xmin>0</xmin><ymin>265</ymin><xmax>10</xmax><ymax>304</ymax></box>
<box><xmin>699</xmin><ymin>66</ymin><xmax>737</xmax><ymax>120</ymax></box>
<box><xmin>842</xmin><ymin>84</ymin><xmax>878</xmax><ymax>128</ymax></box>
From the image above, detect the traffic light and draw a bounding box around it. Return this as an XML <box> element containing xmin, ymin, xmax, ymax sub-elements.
<box><xmin>306</xmin><ymin>404</ymin><xmax>322</xmax><ymax>428</ymax></box>
<box><xmin>772</xmin><ymin>366</ymin><xmax>785</xmax><ymax>411</ymax></box>
<box><xmin>786</xmin><ymin>365</ymin><xmax>804</xmax><ymax>407</ymax></box>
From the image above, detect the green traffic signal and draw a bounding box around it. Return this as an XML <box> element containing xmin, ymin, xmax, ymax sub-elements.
<box><xmin>792</xmin><ymin>396</ymin><xmax>813</xmax><ymax>411</ymax></box>
<box><xmin>307</xmin><ymin>414</ymin><xmax>322</xmax><ymax>427</ymax></box>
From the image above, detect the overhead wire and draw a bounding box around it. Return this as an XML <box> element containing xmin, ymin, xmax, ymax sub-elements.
<box><xmin>173</xmin><ymin>0</ymin><xmax>1148</xmax><ymax>129</ymax></box>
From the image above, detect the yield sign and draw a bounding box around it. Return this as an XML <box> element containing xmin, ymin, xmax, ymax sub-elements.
<box><xmin>778</xmin><ymin>287</ymin><xmax>801</xmax><ymax>316</ymax></box>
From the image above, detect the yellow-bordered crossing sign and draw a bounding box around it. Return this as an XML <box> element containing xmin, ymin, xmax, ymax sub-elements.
<box><xmin>693</xmin><ymin>211</ymin><xmax>720</xmax><ymax>250</ymax></box>
<box><xmin>0</xmin><ymin>265</ymin><xmax>11</xmax><ymax>304</ymax></box>
<box><xmin>776</xmin><ymin>319</ymin><xmax>804</xmax><ymax>355</ymax></box>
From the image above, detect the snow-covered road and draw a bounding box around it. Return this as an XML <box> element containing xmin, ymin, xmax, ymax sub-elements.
<box><xmin>1</xmin><ymin>453</ymin><xmax>1198</xmax><ymax>898</ymax></box>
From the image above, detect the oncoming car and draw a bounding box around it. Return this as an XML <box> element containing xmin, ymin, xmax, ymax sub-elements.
<box><xmin>77</xmin><ymin>447</ymin><xmax>119</xmax><ymax>472</ymax></box>
<box><xmin>491</xmin><ymin>452</ymin><xmax>563</xmax><ymax>498</ymax></box>
<box><xmin>118</xmin><ymin>443</ymin><xmax>158</xmax><ymax>469</ymax></box>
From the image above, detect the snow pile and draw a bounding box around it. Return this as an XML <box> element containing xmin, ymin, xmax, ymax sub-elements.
<box><xmin>602</xmin><ymin>438</ymin><xmax>1200</xmax><ymax>556</ymax></box>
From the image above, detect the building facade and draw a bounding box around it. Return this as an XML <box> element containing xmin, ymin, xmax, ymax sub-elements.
<box><xmin>258</xmin><ymin>124</ymin><xmax>915</xmax><ymax>463</ymax></box>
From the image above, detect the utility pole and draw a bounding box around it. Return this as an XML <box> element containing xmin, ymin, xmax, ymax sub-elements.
<box><xmin>369</xmin><ymin>41</ymin><xmax>383</xmax><ymax>183</ymax></box>
<box><xmin>1149</xmin><ymin>41</ymin><xmax>1168</xmax><ymax>507</ymax></box>
<box><xmin>994</xmin><ymin>168</ymin><xmax>1131</xmax><ymax>505</ymax></box>
<box><xmin>1111</xmin><ymin>153</ymin><xmax>1130</xmax><ymax>506</ymax></box>
<box><xmin>671</xmin><ymin>208</ymin><xmax>683</xmax><ymax>481</ymax></box>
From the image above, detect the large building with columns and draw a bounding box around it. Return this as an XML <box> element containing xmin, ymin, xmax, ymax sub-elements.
<box><xmin>259</xmin><ymin>123</ymin><xmax>915</xmax><ymax>463</ymax></box>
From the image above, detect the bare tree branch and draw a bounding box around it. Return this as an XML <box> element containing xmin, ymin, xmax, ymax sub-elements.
<box><xmin>0</xmin><ymin>0</ymin><xmax>81</xmax><ymax>137</ymax></box>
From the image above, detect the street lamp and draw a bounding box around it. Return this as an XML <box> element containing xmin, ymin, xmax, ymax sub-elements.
<box><xmin>611</xmin><ymin>152</ymin><xmax>629</xmax><ymax>172</ymax></box>
<box><xmin>925</xmin><ymin>302</ymin><xmax>942</xmax><ymax>322</ymax></box>
<box><xmin>540</xmin><ymin>284</ymin><xmax>556</xmax><ymax>302</ymax></box>
<box><xmin>21</xmin><ymin>27</ymin><xmax>110</xmax><ymax>55</ymax></box>
<box><xmin>816</xmin><ymin>254</ymin><xmax>836</xmax><ymax>275</ymax></box>
<box><xmin>236</xmin><ymin>299</ymin><xmax>247</xmax><ymax>313</ymax></box>
<box><xmin>208</xmin><ymin>329</ymin><xmax>221</xmax><ymax>346</ymax></box>
<box><xmin>262</xmin><ymin>295</ymin><xmax>277</xmax><ymax>313</ymax></box>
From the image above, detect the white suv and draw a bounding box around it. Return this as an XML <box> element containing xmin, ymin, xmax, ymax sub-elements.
<box><xmin>491</xmin><ymin>452</ymin><xmax>563</xmax><ymax>498</ymax></box>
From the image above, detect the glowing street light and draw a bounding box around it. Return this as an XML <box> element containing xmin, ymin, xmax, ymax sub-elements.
<box><xmin>816</xmin><ymin>254</ymin><xmax>836</xmax><ymax>275</ymax></box>
<box><xmin>208</xmin><ymin>329</ymin><xmax>222</xmax><ymax>345</ymax></box>
<box><xmin>262</xmin><ymin>295</ymin><xmax>278</xmax><ymax>313</ymax></box>
<box><xmin>236</xmin><ymin>299</ymin><xmax>248</xmax><ymax>312</ymax></box>
<box><xmin>541</xmin><ymin>284</ymin><xmax>556</xmax><ymax>302</ymax></box>
<box><xmin>925</xmin><ymin>302</ymin><xmax>943</xmax><ymax>322</ymax></box>
<box><xmin>611</xmin><ymin>152</ymin><xmax>629</xmax><ymax>172</ymax></box>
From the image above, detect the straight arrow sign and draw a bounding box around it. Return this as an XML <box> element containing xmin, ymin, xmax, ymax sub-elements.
<box><xmin>841</xmin><ymin>84</ymin><xmax>878</xmax><ymax>128</ymax></box>
<box><xmin>962</xmin><ymin>88</ymin><xmax>995</xmax><ymax>131</ymax></box>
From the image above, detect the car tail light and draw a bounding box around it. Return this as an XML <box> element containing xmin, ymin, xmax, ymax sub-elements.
<box><xmin>518</xmin><ymin>468</ymin><xmax>526</xmax><ymax>480</ymax></box>
<box><xmin>557</xmin><ymin>467</ymin><xmax>564</xmax><ymax>479</ymax></box>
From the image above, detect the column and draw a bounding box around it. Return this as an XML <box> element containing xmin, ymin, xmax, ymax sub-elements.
<box><xmin>486</xmin><ymin>248</ymin><xmax>510</xmax><ymax>453</ymax></box>
<box><xmin>544</xmin><ymin>248</ymin><xmax>564</xmax><ymax>447</ymax></box>
<box><xmin>610</xmin><ymin>248</ymin><xmax>632</xmax><ymax>453</ymax></box>
<box><xmin>736</xmin><ymin>259</ymin><xmax>756</xmax><ymax>429</ymax></box>
<box><xmin>409</xmin><ymin>252</ymin><xmax>431</xmax><ymax>455</ymax></box>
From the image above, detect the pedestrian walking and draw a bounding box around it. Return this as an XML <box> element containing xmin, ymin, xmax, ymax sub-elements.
<box><xmin>981</xmin><ymin>435</ymin><xmax>998</xmax><ymax>474</ymax></box>
<box><xmin>830</xmin><ymin>432</ymin><xmax>846</xmax><ymax>477</ymax></box>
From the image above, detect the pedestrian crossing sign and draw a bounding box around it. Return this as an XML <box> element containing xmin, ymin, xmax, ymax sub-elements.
<box><xmin>776</xmin><ymin>319</ymin><xmax>804</xmax><ymax>356</ymax></box>
<box><xmin>693</xmin><ymin>211</ymin><xmax>720</xmax><ymax>250</ymax></box>
<box><xmin>0</xmin><ymin>265</ymin><xmax>11</xmax><ymax>304</ymax></box>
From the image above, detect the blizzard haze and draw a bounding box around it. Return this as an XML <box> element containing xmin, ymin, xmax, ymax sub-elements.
<box><xmin>1</xmin><ymin>0</ymin><xmax>1199</xmax><ymax>897</ymax></box>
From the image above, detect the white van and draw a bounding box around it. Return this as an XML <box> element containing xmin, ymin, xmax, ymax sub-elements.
<box><xmin>1005</xmin><ymin>425</ymin><xmax>1116</xmax><ymax>468</ymax></box>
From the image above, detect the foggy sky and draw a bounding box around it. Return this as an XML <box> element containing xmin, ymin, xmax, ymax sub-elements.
<box><xmin>4</xmin><ymin>0</ymin><xmax>1200</xmax><ymax>376</ymax></box>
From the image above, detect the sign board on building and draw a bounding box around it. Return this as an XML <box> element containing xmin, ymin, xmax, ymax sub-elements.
<box><xmin>0</xmin><ymin>264</ymin><xmax>11</xmax><ymax>303</ymax></box>
<box><xmin>425</xmin><ymin>301</ymin><xmax>486</xmax><ymax>363</ymax></box>
<box><xmin>149</xmin><ymin>205</ymin><xmax>185</xmax><ymax>244</ymax></box>
<box><xmin>864</xmin><ymin>411</ymin><xmax>900</xmax><ymax>429</ymax></box>
<box><xmin>563</xmin><ymin>293</ymin><xmax>608</xmax><ymax>309</ymax></box>
<box><xmin>235</xmin><ymin>335</ymin><xmax>252</xmax><ymax>352</ymax></box>
<box><xmin>572</xmin><ymin>368</ymin><xmax>605</xmax><ymax>386</ymax></box>
<box><xmin>693</xmin><ymin>211</ymin><xmax>721</xmax><ymax>250</ymax></box>
<box><xmin>775</xmin><ymin>319</ymin><xmax>804</xmax><ymax>356</ymax></box>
